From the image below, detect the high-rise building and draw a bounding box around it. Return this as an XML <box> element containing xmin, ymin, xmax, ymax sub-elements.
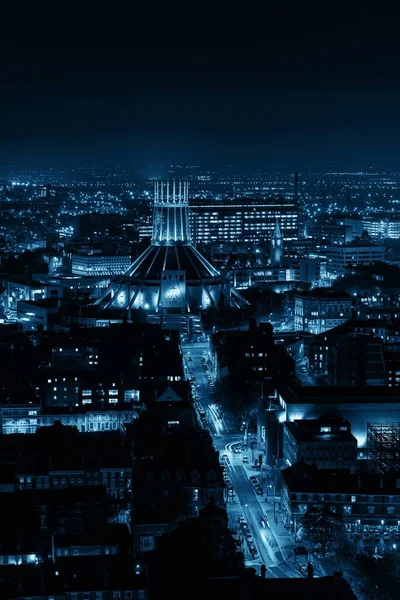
<box><xmin>189</xmin><ymin>198</ymin><xmax>298</xmax><ymax>244</ymax></box>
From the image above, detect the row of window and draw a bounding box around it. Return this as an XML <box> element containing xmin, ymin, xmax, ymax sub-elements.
<box><xmin>291</xmin><ymin>493</ymin><xmax>400</xmax><ymax>503</ymax></box>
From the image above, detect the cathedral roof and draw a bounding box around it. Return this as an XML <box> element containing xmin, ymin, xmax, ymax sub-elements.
<box><xmin>123</xmin><ymin>244</ymin><xmax>221</xmax><ymax>281</ymax></box>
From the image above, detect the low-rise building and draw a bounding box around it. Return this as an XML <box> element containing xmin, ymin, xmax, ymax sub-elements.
<box><xmin>281</xmin><ymin>462</ymin><xmax>400</xmax><ymax>535</ymax></box>
<box><xmin>294</xmin><ymin>288</ymin><xmax>352</xmax><ymax>334</ymax></box>
<box><xmin>283</xmin><ymin>418</ymin><xmax>357</xmax><ymax>471</ymax></box>
<box><xmin>324</xmin><ymin>243</ymin><xmax>385</xmax><ymax>274</ymax></box>
<box><xmin>0</xmin><ymin>423</ymin><xmax>132</xmax><ymax>501</ymax></box>
<box><xmin>71</xmin><ymin>252</ymin><xmax>132</xmax><ymax>276</ymax></box>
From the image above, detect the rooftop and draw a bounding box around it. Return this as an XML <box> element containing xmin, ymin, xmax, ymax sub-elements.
<box><xmin>285</xmin><ymin>421</ymin><xmax>357</xmax><ymax>444</ymax></box>
<box><xmin>122</xmin><ymin>243</ymin><xmax>221</xmax><ymax>281</ymax></box>
<box><xmin>282</xmin><ymin>462</ymin><xmax>400</xmax><ymax>494</ymax></box>
<box><xmin>280</xmin><ymin>385</ymin><xmax>400</xmax><ymax>405</ymax></box>
<box><xmin>0</xmin><ymin>423</ymin><xmax>131</xmax><ymax>474</ymax></box>
<box><xmin>294</xmin><ymin>288</ymin><xmax>352</xmax><ymax>300</ymax></box>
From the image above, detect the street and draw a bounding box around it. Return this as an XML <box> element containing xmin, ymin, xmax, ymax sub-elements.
<box><xmin>182</xmin><ymin>343</ymin><xmax>300</xmax><ymax>578</ymax></box>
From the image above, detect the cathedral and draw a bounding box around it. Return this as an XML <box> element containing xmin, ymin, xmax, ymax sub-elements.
<box><xmin>94</xmin><ymin>181</ymin><xmax>245</xmax><ymax>316</ymax></box>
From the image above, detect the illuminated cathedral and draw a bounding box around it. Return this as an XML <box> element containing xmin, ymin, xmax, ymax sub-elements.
<box><xmin>95</xmin><ymin>181</ymin><xmax>244</xmax><ymax>315</ymax></box>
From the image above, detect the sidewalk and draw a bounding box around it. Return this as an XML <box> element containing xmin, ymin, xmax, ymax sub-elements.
<box><xmin>263</xmin><ymin>501</ymin><xmax>294</xmax><ymax>562</ymax></box>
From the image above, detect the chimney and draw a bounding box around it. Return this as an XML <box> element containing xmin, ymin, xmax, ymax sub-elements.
<box><xmin>307</xmin><ymin>562</ymin><xmax>314</xmax><ymax>579</ymax></box>
<box><xmin>294</xmin><ymin>172</ymin><xmax>299</xmax><ymax>203</ymax></box>
<box><xmin>333</xmin><ymin>571</ymin><xmax>343</xmax><ymax>584</ymax></box>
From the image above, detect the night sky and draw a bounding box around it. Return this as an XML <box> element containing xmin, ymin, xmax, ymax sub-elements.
<box><xmin>1</xmin><ymin>3</ymin><xmax>399</xmax><ymax>171</ymax></box>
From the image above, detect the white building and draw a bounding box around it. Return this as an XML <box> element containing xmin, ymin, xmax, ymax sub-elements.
<box><xmin>71</xmin><ymin>253</ymin><xmax>132</xmax><ymax>276</ymax></box>
<box><xmin>324</xmin><ymin>243</ymin><xmax>385</xmax><ymax>274</ymax></box>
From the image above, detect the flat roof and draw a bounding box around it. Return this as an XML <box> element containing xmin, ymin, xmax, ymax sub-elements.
<box><xmin>282</xmin><ymin>462</ymin><xmax>400</xmax><ymax>495</ymax></box>
<box><xmin>280</xmin><ymin>385</ymin><xmax>400</xmax><ymax>405</ymax></box>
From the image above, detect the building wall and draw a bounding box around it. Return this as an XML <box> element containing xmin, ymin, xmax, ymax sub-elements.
<box><xmin>324</xmin><ymin>244</ymin><xmax>385</xmax><ymax>273</ymax></box>
<box><xmin>189</xmin><ymin>201</ymin><xmax>298</xmax><ymax>244</ymax></box>
<box><xmin>282</xmin><ymin>426</ymin><xmax>357</xmax><ymax>471</ymax></box>
<box><xmin>17</xmin><ymin>468</ymin><xmax>131</xmax><ymax>500</ymax></box>
<box><xmin>1</xmin><ymin>405</ymin><xmax>137</xmax><ymax>435</ymax></box>
<box><xmin>72</xmin><ymin>254</ymin><xmax>131</xmax><ymax>276</ymax></box>
<box><xmin>294</xmin><ymin>296</ymin><xmax>352</xmax><ymax>334</ymax></box>
<box><xmin>281</xmin><ymin>480</ymin><xmax>400</xmax><ymax>533</ymax></box>
<box><xmin>280</xmin><ymin>400</ymin><xmax>400</xmax><ymax>449</ymax></box>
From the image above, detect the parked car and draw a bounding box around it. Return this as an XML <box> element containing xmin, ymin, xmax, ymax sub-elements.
<box><xmin>383</xmin><ymin>532</ymin><xmax>391</xmax><ymax>541</ymax></box>
<box><xmin>363</xmin><ymin>533</ymin><xmax>372</xmax><ymax>541</ymax></box>
<box><xmin>294</xmin><ymin>545</ymin><xmax>308</xmax><ymax>555</ymax></box>
<box><xmin>242</xmin><ymin>456</ymin><xmax>249</xmax><ymax>463</ymax></box>
<box><xmin>373</xmin><ymin>532</ymin><xmax>381</xmax><ymax>541</ymax></box>
<box><xmin>301</xmin><ymin>366</ymin><xmax>307</xmax><ymax>373</ymax></box>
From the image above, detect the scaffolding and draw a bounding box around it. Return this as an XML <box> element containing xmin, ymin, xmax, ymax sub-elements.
<box><xmin>367</xmin><ymin>422</ymin><xmax>400</xmax><ymax>473</ymax></box>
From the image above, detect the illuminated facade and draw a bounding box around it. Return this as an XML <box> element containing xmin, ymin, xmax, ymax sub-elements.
<box><xmin>189</xmin><ymin>199</ymin><xmax>298</xmax><ymax>244</ymax></box>
<box><xmin>363</xmin><ymin>216</ymin><xmax>400</xmax><ymax>239</ymax></box>
<box><xmin>71</xmin><ymin>253</ymin><xmax>132</xmax><ymax>276</ymax></box>
<box><xmin>294</xmin><ymin>289</ymin><xmax>352</xmax><ymax>334</ymax></box>
<box><xmin>95</xmin><ymin>181</ymin><xmax>241</xmax><ymax>315</ymax></box>
<box><xmin>324</xmin><ymin>243</ymin><xmax>385</xmax><ymax>274</ymax></box>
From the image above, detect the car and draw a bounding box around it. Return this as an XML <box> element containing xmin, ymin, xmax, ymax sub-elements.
<box><xmin>187</xmin><ymin>357</ymin><xmax>192</xmax><ymax>361</ymax></box>
<box><xmin>294</xmin><ymin>545</ymin><xmax>308</xmax><ymax>555</ymax></box>
<box><xmin>383</xmin><ymin>532</ymin><xmax>391</xmax><ymax>541</ymax></box>
<box><xmin>261</xmin><ymin>516</ymin><xmax>270</xmax><ymax>528</ymax></box>
<box><xmin>242</xmin><ymin>456</ymin><xmax>249</xmax><ymax>463</ymax></box>
<box><xmin>301</xmin><ymin>366</ymin><xmax>307</xmax><ymax>373</ymax></box>
<box><xmin>395</xmin><ymin>532</ymin><xmax>400</xmax><ymax>540</ymax></box>
<box><xmin>255</xmin><ymin>487</ymin><xmax>263</xmax><ymax>495</ymax></box>
<box><xmin>373</xmin><ymin>532</ymin><xmax>381</xmax><ymax>541</ymax></box>
<box><xmin>238</xmin><ymin>517</ymin><xmax>246</xmax><ymax>524</ymax></box>
<box><xmin>222</xmin><ymin>454</ymin><xmax>228</xmax><ymax>460</ymax></box>
<box><xmin>363</xmin><ymin>533</ymin><xmax>372</xmax><ymax>541</ymax></box>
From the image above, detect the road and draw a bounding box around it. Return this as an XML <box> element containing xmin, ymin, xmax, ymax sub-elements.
<box><xmin>182</xmin><ymin>343</ymin><xmax>300</xmax><ymax>578</ymax></box>
<box><xmin>296</xmin><ymin>359</ymin><xmax>316</xmax><ymax>386</ymax></box>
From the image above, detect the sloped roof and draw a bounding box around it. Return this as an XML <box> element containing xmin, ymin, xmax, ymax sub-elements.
<box><xmin>123</xmin><ymin>244</ymin><xmax>220</xmax><ymax>281</ymax></box>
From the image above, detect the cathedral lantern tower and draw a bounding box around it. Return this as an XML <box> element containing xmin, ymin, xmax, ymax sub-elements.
<box><xmin>152</xmin><ymin>180</ymin><xmax>191</xmax><ymax>245</ymax></box>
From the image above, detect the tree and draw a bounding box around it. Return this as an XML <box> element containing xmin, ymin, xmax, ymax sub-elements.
<box><xmin>300</xmin><ymin>503</ymin><xmax>344</xmax><ymax>557</ymax></box>
<box><xmin>335</xmin><ymin>535</ymin><xmax>356</xmax><ymax>573</ymax></box>
<box><xmin>354</xmin><ymin>550</ymin><xmax>400</xmax><ymax>600</ymax></box>
<box><xmin>211</xmin><ymin>378</ymin><xmax>258</xmax><ymax>430</ymax></box>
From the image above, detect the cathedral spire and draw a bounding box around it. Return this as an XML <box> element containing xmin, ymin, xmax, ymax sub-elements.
<box><xmin>270</xmin><ymin>218</ymin><xmax>283</xmax><ymax>266</ymax></box>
